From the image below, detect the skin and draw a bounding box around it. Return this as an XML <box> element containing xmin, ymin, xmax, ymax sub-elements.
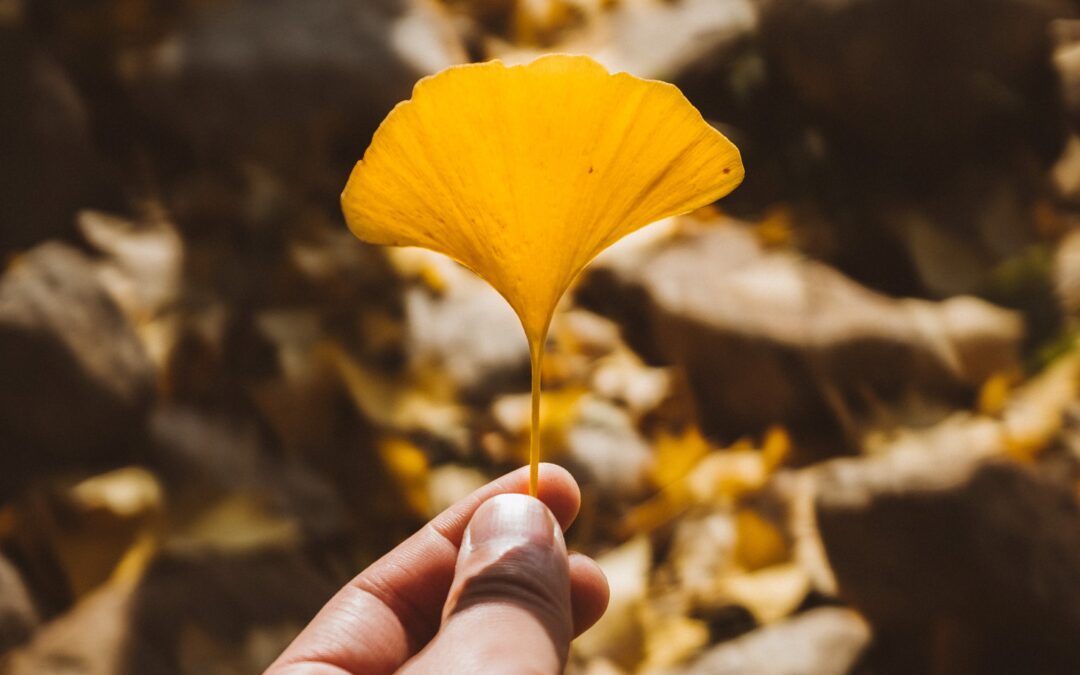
<box><xmin>267</xmin><ymin>463</ymin><xmax>610</xmax><ymax>674</ymax></box>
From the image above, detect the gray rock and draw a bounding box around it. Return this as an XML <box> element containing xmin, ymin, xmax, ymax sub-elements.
<box><xmin>576</xmin><ymin>222</ymin><xmax>1023</xmax><ymax>448</ymax></box>
<box><xmin>0</xmin><ymin>243</ymin><xmax>155</xmax><ymax>495</ymax></box>
<box><xmin>672</xmin><ymin>607</ymin><xmax>870</xmax><ymax>675</ymax></box>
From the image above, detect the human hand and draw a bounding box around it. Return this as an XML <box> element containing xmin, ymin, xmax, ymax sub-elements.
<box><xmin>267</xmin><ymin>463</ymin><xmax>610</xmax><ymax>674</ymax></box>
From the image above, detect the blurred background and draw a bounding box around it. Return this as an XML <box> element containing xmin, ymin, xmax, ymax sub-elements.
<box><xmin>4</xmin><ymin>0</ymin><xmax>1080</xmax><ymax>673</ymax></box>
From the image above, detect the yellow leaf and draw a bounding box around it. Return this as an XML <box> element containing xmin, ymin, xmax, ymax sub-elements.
<box><xmin>343</xmin><ymin>54</ymin><xmax>743</xmax><ymax>493</ymax></box>
<box><xmin>977</xmin><ymin>372</ymin><xmax>1012</xmax><ymax>417</ymax></box>
<box><xmin>760</xmin><ymin>425</ymin><xmax>791</xmax><ymax>473</ymax></box>
<box><xmin>178</xmin><ymin>494</ymin><xmax>299</xmax><ymax>552</ymax></box>
<box><xmin>651</xmin><ymin>426</ymin><xmax>711</xmax><ymax>488</ymax></box>
<box><xmin>715</xmin><ymin>562</ymin><xmax>810</xmax><ymax>624</ymax></box>
<box><xmin>754</xmin><ymin>205</ymin><xmax>795</xmax><ymax>248</ymax></box>
<box><xmin>641</xmin><ymin>615</ymin><xmax>710</xmax><ymax>670</ymax></box>
<box><xmin>377</xmin><ymin>436</ymin><xmax>432</xmax><ymax>517</ymax></box>
<box><xmin>733</xmin><ymin>508</ymin><xmax>790</xmax><ymax>571</ymax></box>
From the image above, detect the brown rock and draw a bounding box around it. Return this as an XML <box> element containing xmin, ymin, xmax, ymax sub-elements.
<box><xmin>0</xmin><ymin>28</ymin><xmax>98</xmax><ymax>253</ymax></box>
<box><xmin>0</xmin><ymin>552</ymin><xmax>38</xmax><ymax>655</ymax></box>
<box><xmin>760</xmin><ymin>0</ymin><xmax>1071</xmax><ymax>177</ymax></box>
<box><xmin>811</xmin><ymin>442</ymin><xmax>1080</xmax><ymax>672</ymax></box>
<box><xmin>123</xmin><ymin>548</ymin><xmax>339</xmax><ymax>673</ymax></box>
<box><xmin>576</xmin><ymin>221</ymin><xmax>1023</xmax><ymax>448</ymax></box>
<box><xmin>147</xmin><ymin>405</ymin><xmax>351</xmax><ymax>546</ymax></box>
<box><xmin>0</xmin><ymin>243</ymin><xmax>155</xmax><ymax>496</ymax></box>
<box><xmin>4</xmin><ymin>547</ymin><xmax>337</xmax><ymax>674</ymax></box>
<box><xmin>125</xmin><ymin>0</ymin><xmax>465</xmax><ymax>194</ymax></box>
<box><xmin>3</xmin><ymin>578</ymin><xmax>132</xmax><ymax>675</ymax></box>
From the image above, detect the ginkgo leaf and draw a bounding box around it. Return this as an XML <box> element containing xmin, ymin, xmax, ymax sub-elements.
<box><xmin>342</xmin><ymin>54</ymin><xmax>743</xmax><ymax>494</ymax></box>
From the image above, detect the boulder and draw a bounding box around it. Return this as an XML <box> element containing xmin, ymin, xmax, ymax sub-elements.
<box><xmin>4</xmin><ymin>547</ymin><xmax>338</xmax><ymax>674</ymax></box>
<box><xmin>576</xmin><ymin>220</ymin><xmax>1023</xmax><ymax>448</ymax></box>
<box><xmin>0</xmin><ymin>552</ymin><xmax>38</xmax><ymax>655</ymax></box>
<box><xmin>0</xmin><ymin>28</ymin><xmax>98</xmax><ymax>253</ymax></box>
<box><xmin>124</xmin><ymin>0</ymin><xmax>465</xmax><ymax>194</ymax></box>
<box><xmin>0</xmin><ymin>243</ymin><xmax>155</xmax><ymax>496</ymax></box>
<box><xmin>759</xmin><ymin>0</ymin><xmax>1072</xmax><ymax>180</ymax></box>
<box><xmin>810</xmin><ymin>441</ymin><xmax>1080</xmax><ymax>672</ymax></box>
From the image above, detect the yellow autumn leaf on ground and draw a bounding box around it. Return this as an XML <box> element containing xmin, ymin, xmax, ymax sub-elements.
<box><xmin>343</xmin><ymin>54</ymin><xmax>743</xmax><ymax>493</ymax></box>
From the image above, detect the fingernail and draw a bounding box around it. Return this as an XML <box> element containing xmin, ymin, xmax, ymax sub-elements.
<box><xmin>466</xmin><ymin>493</ymin><xmax>557</xmax><ymax>551</ymax></box>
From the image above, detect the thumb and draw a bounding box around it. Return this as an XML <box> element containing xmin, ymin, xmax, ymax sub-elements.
<box><xmin>400</xmin><ymin>493</ymin><xmax>572</xmax><ymax>675</ymax></box>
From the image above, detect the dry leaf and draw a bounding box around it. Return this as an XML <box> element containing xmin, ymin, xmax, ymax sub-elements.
<box><xmin>714</xmin><ymin>562</ymin><xmax>810</xmax><ymax>625</ymax></box>
<box><xmin>733</xmin><ymin>508</ymin><xmax>790</xmax><ymax>572</ymax></box>
<box><xmin>377</xmin><ymin>436</ymin><xmax>431</xmax><ymax>517</ymax></box>
<box><xmin>575</xmin><ymin>535</ymin><xmax>653</xmax><ymax>669</ymax></box>
<box><xmin>641</xmin><ymin>615</ymin><xmax>710</xmax><ymax>671</ymax></box>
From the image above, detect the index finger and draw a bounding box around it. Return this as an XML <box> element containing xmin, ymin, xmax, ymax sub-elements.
<box><xmin>267</xmin><ymin>463</ymin><xmax>581</xmax><ymax>675</ymax></box>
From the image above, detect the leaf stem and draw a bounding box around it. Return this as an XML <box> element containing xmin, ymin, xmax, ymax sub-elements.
<box><xmin>529</xmin><ymin>337</ymin><xmax>543</xmax><ymax>497</ymax></box>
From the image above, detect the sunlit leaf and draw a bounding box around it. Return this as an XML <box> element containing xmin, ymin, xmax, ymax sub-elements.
<box><xmin>377</xmin><ymin>436</ymin><xmax>431</xmax><ymax>517</ymax></box>
<box><xmin>343</xmin><ymin>54</ymin><xmax>742</xmax><ymax>492</ymax></box>
<box><xmin>733</xmin><ymin>508</ymin><xmax>789</xmax><ymax>572</ymax></box>
<box><xmin>715</xmin><ymin>562</ymin><xmax>810</xmax><ymax>625</ymax></box>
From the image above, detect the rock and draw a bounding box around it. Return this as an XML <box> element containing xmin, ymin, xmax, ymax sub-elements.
<box><xmin>0</xmin><ymin>28</ymin><xmax>98</xmax><ymax>253</ymax></box>
<box><xmin>1055</xmin><ymin>228</ymin><xmax>1080</xmax><ymax>320</ymax></box>
<box><xmin>576</xmin><ymin>219</ymin><xmax>1023</xmax><ymax>448</ymax></box>
<box><xmin>669</xmin><ymin>607</ymin><xmax>870</xmax><ymax>675</ymax></box>
<box><xmin>4</xmin><ymin>547</ymin><xmax>338</xmax><ymax>674</ymax></box>
<box><xmin>394</xmin><ymin>249</ymin><xmax>529</xmax><ymax>400</ymax></box>
<box><xmin>810</xmin><ymin>441</ymin><xmax>1080</xmax><ymax>672</ymax></box>
<box><xmin>148</xmin><ymin>405</ymin><xmax>350</xmax><ymax>546</ymax></box>
<box><xmin>490</xmin><ymin>0</ymin><xmax>757</xmax><ymax>79</ymax></box>
<box><xmin>759</xmin><ymin>0</ymin><xmax>1071</xmax><ymax>180</ymax></box>
<box><xmin>0</xmin><ymin>243</ymin><xmax>155</xmax><ymax>496</ymax></box>
<box><xmin>565</xmin><ymin>396</ymin><xmax>654</xmax><ymax>501</ymax></box>
<box><xmin>726</xmin><ymin>0</ymin><xmax>1075</xmax><ymax>297</ymax></box>
<box><xmin>588</xmin><ymin>0</ymin><xmax>756</xmax><ymax>83</ymax></box>
<box><xmin>0</xmin><ymin>552</ymin><xmax>38</xmax><ymax>655</ymax></box>
<box><xmin>1054</xmin><ymin>19</ymin><xmax>1080</xmax><ymax>133</ymax></box>
<box><xmin>123</xmin><ymin>548</ymin><xmax>339</xmax><ymax>673</ymax></box>
<box><xmin>78</xmin><ymin>210</ymin><xmax>184</xmax><ymax>328</ymax></box>
<box><xmin>125</xmin><ymin>0</ymin><xmax>466</xmax><ymax>194</ymax></box>
<box><xmin>3</xmin><ymin>578</ymin><xmax>132</xmax><ymax>675</ymax></box>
